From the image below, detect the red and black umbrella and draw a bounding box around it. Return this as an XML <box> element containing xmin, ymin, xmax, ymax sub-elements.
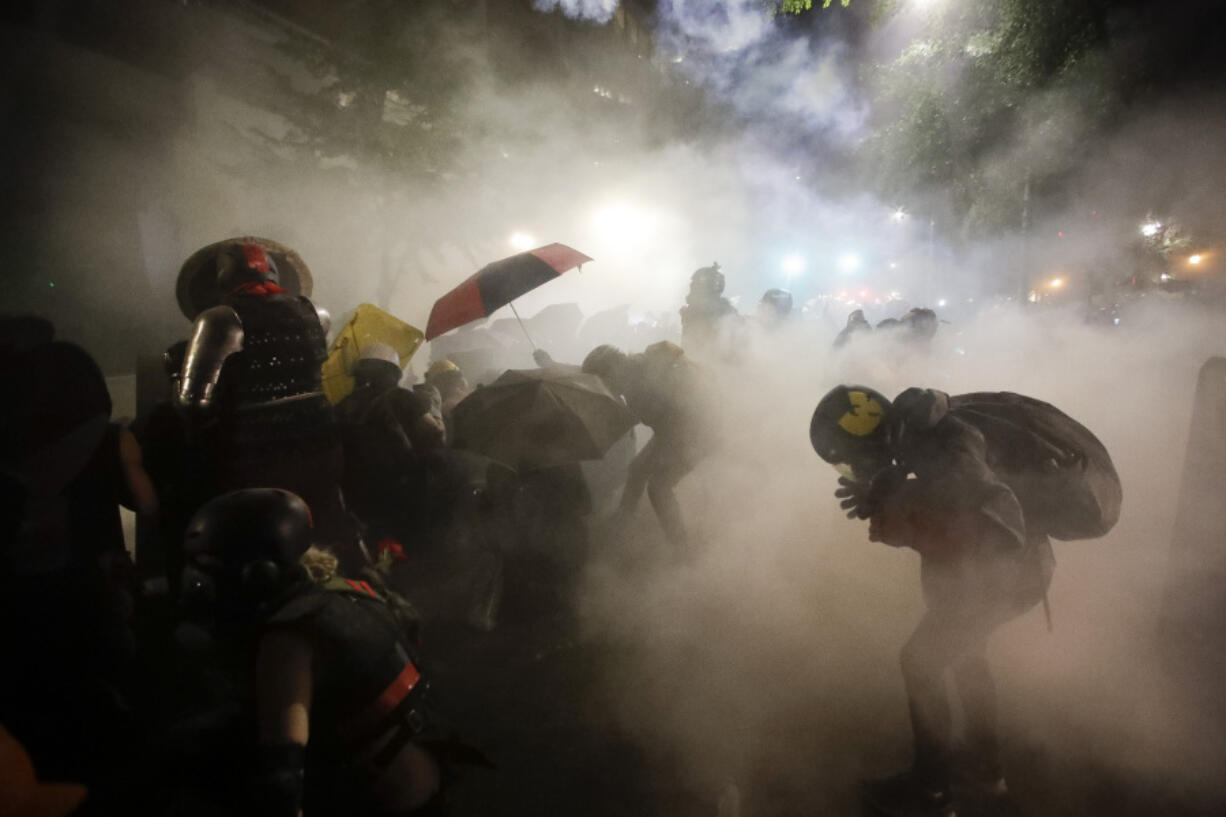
<box><xmin>425</xmin><ymin>243</ymin><xmax>593</xmax><ymax>341</ymax></box>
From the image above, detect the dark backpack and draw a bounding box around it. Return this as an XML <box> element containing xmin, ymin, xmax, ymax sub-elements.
<box><xmin>948</xmin><ymin>392</ymin><xmax>1122</xmax><ymax>541</ymax></box>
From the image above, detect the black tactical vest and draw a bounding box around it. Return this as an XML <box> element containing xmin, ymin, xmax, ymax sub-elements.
<box><xmin>218</xmin><ymin>294</ymin><xmax>333</xmax><ymax>464</ymax></box>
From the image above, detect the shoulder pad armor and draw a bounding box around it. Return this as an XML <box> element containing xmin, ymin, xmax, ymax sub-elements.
<box><xmin>177</xmin><ymin>305</ymin><xmax>243</xmax><ymax>411</ymax></box>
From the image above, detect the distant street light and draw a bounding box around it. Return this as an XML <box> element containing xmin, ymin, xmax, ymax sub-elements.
<box><xmin>1140</xmin><ymin>221</ymin><xmax>1161</xmax><ymax>238</ymax></box>
<box><xmin>1049</xmin><ymin>277</ymin><xmax>1064</xmax><ymax>289</ymax></box>
<box><xmin>838</xmin><ymin>252</ymin><xmax>862</xmax><ymax>273</ymax></box>
<box><xmin>509</xmin><ymin>232</ymin><xmax>536</xmax><ymax>251</ymax></box>
<box><xmin>891</xmin><ymin>208</ymin><xmax>907</xmax><ymax>223</ymax></box>
<box><xmin>782</xmin><ymin>254</ymin><xmax>807</xmax><ymax>277</ymax></box>
<box><xmin>1189</xmin><ymin>254</ymin><xmax>1203</xmax><ymax>265</ymax></box>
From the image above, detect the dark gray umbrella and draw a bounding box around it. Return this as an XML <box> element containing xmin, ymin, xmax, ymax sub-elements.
<box><xmin>450</xmin><ymin>368</ymin><xmax>634</xmax><ymax>469</ymax></box>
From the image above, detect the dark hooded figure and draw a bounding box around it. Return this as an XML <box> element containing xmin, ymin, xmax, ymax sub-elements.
<box><xmin>582</xmin><ymin>341</ymin><xmax>712</xmax><ymax>552</ymax></box>
<box><xmin>833</xmin><ymin>309</ymin><xmax>872</xmax><ymax>348</ymax></box>
<box><xmin>0</xmin><ymin>339</ymin><xmax>156</xmax><ymax>797</ymax></box>
<box><xmin>810</xmin><ymin>385</ymin><xmax>1120</xmax><ymax>817</ymax></box>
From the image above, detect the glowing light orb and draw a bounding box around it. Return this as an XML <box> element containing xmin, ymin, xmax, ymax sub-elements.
<box><xmin>782</xmin><ymin>254</ymin><xmax>806</xmax><ymax>277</ymax></box>
<box><xmin>838</xmin><ymin>253</ymin><xmax>862</xmax><ymax>273</ymax></box>
<box><xmin>509</xmin><ymin>232</ymin><xmax>536</xmax><ymax>251</ymax></box>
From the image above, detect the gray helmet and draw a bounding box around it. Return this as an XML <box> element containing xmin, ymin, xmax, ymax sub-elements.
<box><xmin>690</xmin><ymin>263</ymin><xmax>725</xmax><ymax>296</ymax></box>
<box><xmin>760</xmin><ymin>288</ymin><xmax>793</xmax><ymax>318</ymax></box>
<box><xmin>353</xmin><ymin>342</ymin><xmax>402</xmax><ymax>386</ymax></box>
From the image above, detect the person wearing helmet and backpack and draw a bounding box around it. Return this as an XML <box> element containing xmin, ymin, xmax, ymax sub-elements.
<box><xmin>172</xmin><ymin>488</ymin><xmax>454</xmax><ymax>817</ymax></box>
<box><xmin>810</xmin><ymin>385</ymin><xmax>1120</xmax><ymax>817</ymax></box>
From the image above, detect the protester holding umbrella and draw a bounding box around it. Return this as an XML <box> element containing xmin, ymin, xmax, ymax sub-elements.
<box><xmin>446</xmin><ymin>365</ymin><xmax>634</xmax><ymax>626</ymax></box>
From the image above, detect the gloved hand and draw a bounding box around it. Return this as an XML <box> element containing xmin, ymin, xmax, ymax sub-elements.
<box><xmin>834</xmin><ymin>466</ymin><xmax>907</xmax><ymax>519</ymax></box>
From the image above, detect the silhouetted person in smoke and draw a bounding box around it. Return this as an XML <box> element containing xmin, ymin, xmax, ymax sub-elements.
<box><xmin>583</xmin><ymin>341</ymin><xmax>712</xmax><ymax>552</ymax></box>
<box><xmin>900</xmin><ymin>308</ymin><xmax>939</xmax><ymax>346</ymax></box>
<box><xmin>755</xmin><ymin>288</ymin><xmax>794</xmax><ymax>332</ymax></box>
<box><xmin>810</xmin><ymin>386</ymin><xmax>1120</xmax><ymax>817</ymax></box>
<box><xmin>680</xmin><ymin>263</ymin><xmax>738</xmax><ymax>358</ymax></box>
<box><xmin>833</xmin><ymin>309</ymin><xmax>872</xmax><ymax>349</ymax></box>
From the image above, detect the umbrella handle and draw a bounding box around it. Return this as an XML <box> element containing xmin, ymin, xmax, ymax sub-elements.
<box><xmin>508</xmin><ymin>301</ymin><xmax>538</xmax><ymax>352</ymax></box>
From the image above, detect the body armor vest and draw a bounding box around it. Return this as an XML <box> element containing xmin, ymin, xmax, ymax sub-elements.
<box><xmin>218</xmin><ymin>294</ymin><xmax>333</xmax><ymax>466</ymax></box>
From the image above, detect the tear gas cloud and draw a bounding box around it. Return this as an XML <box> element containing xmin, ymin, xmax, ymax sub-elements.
<box><xmin>13</xmin><ymin>0</ymin><xmax>1226</xmax><ymax>812</ymax></box>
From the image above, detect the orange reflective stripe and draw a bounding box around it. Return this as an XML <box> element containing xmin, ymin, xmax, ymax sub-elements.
<box><xmin>343</xmin><ymin>578</ymin><xmax>377</xmax><ymax>597</ymax></box>
<box><xmin>373</xmin><ymin>661</ymin><xmax>422</xmax><ymax>717</ymax></box>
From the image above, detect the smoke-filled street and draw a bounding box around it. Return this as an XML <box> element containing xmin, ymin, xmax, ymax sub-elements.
<box><xmin>2</xmin><ymin>2</ymin><xmax>1225</xmax><ymax>817</ymax></box>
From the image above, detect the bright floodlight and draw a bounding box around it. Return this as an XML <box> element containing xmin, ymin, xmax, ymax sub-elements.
<box><xmin>782</xmin><ymin>254</ymin><xmax>806</xmax><ymax>277</ymax></box>
<box><xmin>937</xmin><ymin>298</ymin><xmax>947</xmax><ymax>307</ymax></box>
<box><xmin>1049</xmin><ymin>277</ymin><xmax>1064</xmax><ymax>289</ymax></box>
<box><xmin>509</xmin><ymin>232</ymin><xmax>536</xmax><ymax>251</ymax></box>
<box><xmin>1140</xmin><ymin>221</ymin><xmax>1161</xmax><ymax>237</ymax></box>
<box><xmin>1189</xmin><ymin>254</ymin><xmax>1202</xmax><ymax>265</ymax></box>
<box><xmin>891</xmin><ymin>208</ymin><xmax>907</xmax><ymax>222</ymax></box>
<box><xmin>838</xmin><ymin>252</ymin><xmax>861</xmax><ymax>273</ymax></box>
<box><xmin>592</xmin><ymin>203</ymin><xmax>653</xmax><ymax>244</ymax></box>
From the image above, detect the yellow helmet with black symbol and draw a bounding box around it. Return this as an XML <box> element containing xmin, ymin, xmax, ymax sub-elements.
<box><xmin>810</xmin><ymin>385</ymin><xmax>893</xmax><ymax>476</ymax></box>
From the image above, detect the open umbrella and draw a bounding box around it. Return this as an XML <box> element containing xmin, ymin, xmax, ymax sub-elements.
<box><xmin>425</xmin><ymin>243</ymin><xmax>593</xmax><ymax>343</ymax></box>
<box><xmin>321</xmin><ymin>304</ymin><xmax>424</xmax><ymax>404</ymax></box>
<box><xmin>450</xmin><ymin>368</ymin><xmax>634</xmax><ymax>470</ymax></box>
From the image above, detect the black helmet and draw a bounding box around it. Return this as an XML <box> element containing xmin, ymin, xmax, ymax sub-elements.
<box><xmin>181</xmin><ymin>489</ymin><xmax>313</xmax><ymax>612</ymax></box>
<box><xmin>690</xmin><ymin>263</ymin><xmax>725</xmax><ymax>296</ymax></box>
<box><xmin>582</xmin><ymin>344</ymin><xmax>628</xmax><ymax>382</ymax></box>
<box><xmin>760</xmin><ymin>288</ymin><xmax>793</xmax><ymax>317</ymax></box>
<box><xmin>810</xmin><ymin>385</ymin><xmax>893</xmax><ymax>474</ymax></box>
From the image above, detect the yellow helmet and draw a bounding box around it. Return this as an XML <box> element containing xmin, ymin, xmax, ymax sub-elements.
<box><xmin>426</xmin><ymin>359</ymin><xmax>460</xmax><ymax>379</ymax></box>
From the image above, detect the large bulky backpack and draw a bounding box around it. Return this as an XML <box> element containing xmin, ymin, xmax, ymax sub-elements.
<box><xmin>948</xmin><ymin>392</ymin><xmax>1122</xmax><ymax>541</ymax></box>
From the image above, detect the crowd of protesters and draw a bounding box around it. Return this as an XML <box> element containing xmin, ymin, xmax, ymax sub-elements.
<box><xmin>1</xmin><ymin>235</ymin><xmax>1117</xmax><ymax>817</ymax></box>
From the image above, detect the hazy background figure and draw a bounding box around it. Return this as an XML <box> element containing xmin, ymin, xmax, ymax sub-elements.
<box><xmin>834</xmin><ymin>308</ymin><xmax>873</xmax><ymax>349</ymax></box>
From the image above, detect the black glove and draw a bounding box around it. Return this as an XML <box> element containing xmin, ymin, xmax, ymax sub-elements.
<box><xmin>834</xmin><ymin>466</ymin><xmax>907</xmax><ymax>519</ymax></box>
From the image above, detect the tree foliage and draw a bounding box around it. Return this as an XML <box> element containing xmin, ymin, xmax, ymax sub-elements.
<box><xmin>778</xmin><ymin>0</ymin><xmax>852</xmax><ymax>13</ymax></box>
<box><xmin>862</xmin><ymin>0</ymin><xmax>1118</xmax><ymax>240</ymax></box>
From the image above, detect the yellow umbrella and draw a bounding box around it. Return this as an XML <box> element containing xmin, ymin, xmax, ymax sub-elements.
<box><xmin>321</xmin><ymin>303</ymin><xmax>424</xmax><ymax>404</ymax></box>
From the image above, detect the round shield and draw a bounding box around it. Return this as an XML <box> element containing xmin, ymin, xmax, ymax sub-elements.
<box><xmin>175</xmin><ymin>236</ymin><xmax>314</xmax><ymax>320</ymax></box>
